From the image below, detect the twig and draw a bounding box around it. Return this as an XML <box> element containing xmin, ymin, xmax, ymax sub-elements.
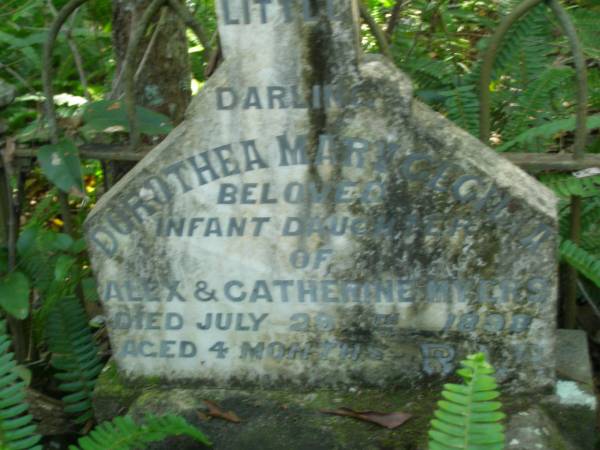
<box><xmin>1</xmin><ymin>140</ymin><xmax>16</xmax><ymax>269</ymax></box>
<box><xmin>135</xmin><ymin>7</ymin><xmax>167</xmax><ymax>83</ymax></box>
<box><xmin>0</xmin><ymin>62</ymin><xmax>34</xmax><ymax>93</ymax></box>
<box><xmin>358</xmin><ymin>0</ymin><xmax>392</xmax><ymax>59</ymax></box>
<box><xmin>1</xmin><ymin>139</ymin><xmax>27</xmax><ymax>362</ymax></box>
<box><xmin>385</xmin><ymin>0</ymin><xmax>409</xmax><ymax>40</ymax></box>
<box><xmin>47</xmin><ymin>0</ymin><xmax>91</xmax><ymax>101</ymax></box>
<box><xmin>577</xmin><ymin>279</ymin><xmax>600</xmax><ymax>320</ymax></box>
<box><xmin>205</xmin><ymin>34</ymin><xmax>222</xmax><ymax>78</ymax></box>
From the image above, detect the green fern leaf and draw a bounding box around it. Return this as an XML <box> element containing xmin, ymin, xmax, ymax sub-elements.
<box><xmin>69</xmin><ymin>414</ymin><xmax>210</xmax><ymax>450</ymax></box>
<box><xmin>0</xmin><ymin>322</ymin><xmax>42</xmax><ymax>450</ymax></box>
<box><xmin>428</xmin><ymin>353</ymin><xmax>505</xmax><ymax>450</ymax></box>
<box><xmin>500</xmin><ymin>67</ymin><xmax>574</xmax><ymax>145</ymax></box>
<box><xmin>46</xmin><ymin>298</ymin><xmax>103</xmax><ymax>424</ymax></box>
<box><xmin>580</xmin><ymin>232</ymin><xmax>600</xmax><ymax>255</ymax></box>
<box><xmin>560</xmin><ymin>240</ymin><xmax>600</xmax><ymax>287</ymax></box>
<box><xmin>497</xmin><ymin>114</ymin><xmax>600</xmax><ymax>152</ymax></box>
<box><xmin>442</xmin><ymin>85</ymin><xmax>480</xmax><ymax>136</ymax></box>
<box><xmin>539</xmin><ymin>173</ymin><xmax>600</xmax><ymax>198</ymax></box>
<box><xmin>494</xmin><ymin>3</ymin><xmax>551</xmax><ymax>81</ymax></box>
<box><xmin>581</xmin><ymin>199</ymin><xmax>600</xmax><ymax>233</ymax></box>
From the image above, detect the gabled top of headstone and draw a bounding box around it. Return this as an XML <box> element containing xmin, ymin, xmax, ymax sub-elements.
<box><xmin>85</xmin><ymin>0</ymin><xmax>558</xmax><ymax>392</ymax></box>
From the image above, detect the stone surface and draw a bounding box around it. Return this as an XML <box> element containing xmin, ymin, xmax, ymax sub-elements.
<box><xmin>0</xmin><ymin>79</ymin><xmax>16</xmax><ymax>108</ymax></box>
<box><xmin>506</xmin><ymin>406</ymin><xmax>577</xmax><ymax>450</ymax></box>
<box><xmin>556</xmin><ymin>329</ymin><xmax>594</xmax><ymax>387</ymax></box>
<box><xmin>94</xmin><ymin>361</ymin><xmax>597</xmax><ymax>450</ymax></box>
<box><xmin>85</xmin><ymin>0</ymin><xmax>558</xmax><ymax>391</ymax></box>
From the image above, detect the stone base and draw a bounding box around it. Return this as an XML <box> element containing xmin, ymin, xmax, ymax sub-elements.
<box><xmin>94</xmin><ymin>365</ymin><xmax>597</xmax><ymax>449</ymax></box>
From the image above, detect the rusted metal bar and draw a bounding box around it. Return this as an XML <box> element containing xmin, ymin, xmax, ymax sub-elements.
<box><xmin>8</xmin><ymin>145</ymin><xmax>152</xmax><ymax>162</ymax></box>
<box><xmin>565</xmin><ymin>196</ymin><xmax>582</xmax><ymax>328</ymax></box>
<box><xmin>1</xmin><ymin>141</ymin><xmax>26</xmax><ymax>363</ymax></box>
<box><xmin>5</xmin><ymin>146</ymin><xmax>600</xmax><ymax>172</ymax></box>
<box><xmin>478</xmin><ymin>0</ymin><xmax>545</xmax><ymax>144</ymax></box>
<box><xmin>547</xmin><ymin>0</ymin><xmax>588</xmax><ymax>159</ymax></box>
<box><xmin>478</xmin><ymin>0</ymin><xmax>590</xmax><ymax>330</ymax></box>
<box><xmin>42</xmin><ymin>0</ymin><xmax>89</xmax><ymax>238</ymax></box>
<box><xmin>502</xmin><ymin>153</ymin><xmax>600</xmax><ymax>172</ymax></box>
<box><xmin>546</xmin><ymin>0</ymin><xmax>589</xmax><ymax>330</ymax></box>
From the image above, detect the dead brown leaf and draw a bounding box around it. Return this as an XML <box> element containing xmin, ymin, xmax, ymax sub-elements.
<box><xmin>202</xmin><ymin>399</ymin><xmax>241</xmax><ymax>423</ymax></box>
<box><xmin>320</xmin><ymin>407</ymin><xmax>412</xmax><ymax>429</ymax></box>
<box><xmin>196</xmin><ymin>411</ymin><xmax>210</xmax><ymax>421</ymax></box>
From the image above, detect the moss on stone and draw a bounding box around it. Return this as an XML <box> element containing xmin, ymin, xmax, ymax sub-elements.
<box><xmin>120</xmin><ymin>384</ymin><xmax>447</xmax><ymax>449</ymax></box>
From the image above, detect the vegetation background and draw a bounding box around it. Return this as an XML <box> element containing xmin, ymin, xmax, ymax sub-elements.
<box><xmin>0</xmin><ymin>0</ymin><xmax>598</xmax><ymax>447</ymax></box>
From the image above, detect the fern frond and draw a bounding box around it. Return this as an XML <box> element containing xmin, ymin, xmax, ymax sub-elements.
<box><xmin>500</xmin><ymin>67</ymin><xmax>574</xmax><ymax>144</ymax></box>
<box><xmin>442</xmin><ymin>85</ymin><xmax>479</xmax><ymax>136</ymax></box>
<box><xmin>580</xmin><ymin>232</ymin><xmax>600</xmax><ymax>255</ymax></box>
<box><xmin>46</xmin><ymin>298</ymin><xmax>103</xmax><ymax>424</ymax></box>
<box><xmin>571</xmin><ymin>10</ymin><xmax>600</xmax><ymax>59</ymax></box>
<box><xmin>581</xmin><ymin>199</ymin><xmax>600</xmax><ymax>233</ymax></box>
<box><xmin>0</xmin><ymin>322</ymin><xmax>42</xmax><ymax>450</ymax></box>
<box><xmin>69</xmin><ymin>414</ymin><xmax>210</xmax><ymax>450</ymax></box>
<box><xmin>539</xmin><ymin>173</ymin><xmax>600</xmax><ymax>198</ymax></box>
<box><xmin>429</xmin><ymin>353</ymin><xmax>505</xmax><ymax>450</ymax></box>
<box><xmin>494</xmin><ymin>3</ymin><xmax>551</xmax><ymax>80</ymax></box>
<box><xmin>560</xmin><ymin>240</ymin><xmax>600</xmax><ymax>287</ymax></box>
<box><xmin>405</xmin><ymin>58</ymin><xmax>456</xmax><ymax>90</ymax></box>
<box><xmin>497</xmin><ymin>114</ymin><xmax>600</xmax><ymax>151</ymax></box>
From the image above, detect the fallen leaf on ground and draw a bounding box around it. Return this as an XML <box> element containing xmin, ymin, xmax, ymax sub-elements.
<box><xmin>201</xmin><ymin>399</ymin><xmax>241</xmax><ymax>423</ymax></box>
<box><xmin>320</xmin><ymin>407</ymin><xmax>411</xmax><ymax>429</ymax></box>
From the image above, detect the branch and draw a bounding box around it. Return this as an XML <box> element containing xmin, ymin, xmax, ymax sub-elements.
<box><xmin>358</xmin><ymin>0</ymin><xmax>392</xmax><ymax>59</ymax></box>
<box><xmin>47</xmin><ymin>1</ymin><xmax>91</xmax><ymax>100</ymax></box>
<box><xmin>135</xmin><ymin>7</ymin><xmax>167</xmax><ymax>83</ymax></box>
<box><xmin>386</xmin><ymin>0</ymin><xmax>408</xmax><ymax>40</ymax></box>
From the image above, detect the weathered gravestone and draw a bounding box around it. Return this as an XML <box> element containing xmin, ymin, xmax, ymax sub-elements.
<box><xmin>86</xmin><ymin>0</ymin><xmax>559</xmax><ymax>395</ymax></box>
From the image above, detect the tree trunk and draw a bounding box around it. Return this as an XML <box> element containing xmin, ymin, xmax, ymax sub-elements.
<box><xmin>112</xmin><ymin>0</ymin><xmax>191</xmax><ymax>124</ymax></box>
<box><xmin>109</xmin><ymin>0</ymin><xmax>191</xmax><ymax>182</ymax></box>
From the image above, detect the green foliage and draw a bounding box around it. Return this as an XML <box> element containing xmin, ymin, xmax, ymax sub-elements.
<box><xmin>541</xmin><ymin>174</ymin><xmax>600</xmax><ymax>288</ymax></box>
<box><xmin>0</xmin><ymin>272</ymin><xmax>30</xmax><ymax>320</ymax></box>
<box><xmin>70</xmin><ymin>414</ymin><xmax>211</xmax><ymax>450</ymax></box>
<box><xmin>561</xmin><ymin>240</ymin><xmax>600</xmax><ymax>288</ymax></box>
<box><xmin>539</xmin><ymin>173</ymin><xmax>600</xmax><ymax>198</ymax></box>
<box><xmin>46</xmin><ymin>297</ymin><xmax>103</xmax><ymax>424</ymax></box>
<box><xmin>441</xmin><ymin>85</ymin><xmax>479</xmax><ymax>137</ymax></box>
<box><xmin>38</xmin><ymin>140</ymin><xmax>85</xmax><ymax>197</ymax></box>
<box><xmin>370</xmin><ymin>0</ymin><xmax>599</xmax><ymax>153</ymax></box>
<box><xmin>0</xmin><ymin>321</ymin><xmax>42</xmax><ymax>450</ymax></box>
<box><xmin>81</xmin><ymin>100</ymin><xmax>173</xmax><ymax>136</ymax></box>
<box><xmin>498</xmin><ymin>114</ymin><xmax>600</xmax><ymax>152</ymax></box>
<box><xmin>429</xmin><ymin>353</ymin><xmax>505</xmax><ymax>450</ymax></box>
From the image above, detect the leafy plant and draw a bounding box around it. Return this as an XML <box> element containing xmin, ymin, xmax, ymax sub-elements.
<box><xmin>38</xmin><ymin>140</ymin><xmax>85</xmax><ymax>197</ymax></box>
<box><xmin>540</xmin><ymin>173</ymin><xmax>600</xmax><ymax>288</ymax></box>
<box><xmin>46</xmin><ymin>297</ymin><xmax>103</xmax><ymax>424</ymax></box>
<box><xmin>428</xmin><ymin>353</ymin><xmax>505</xmax><ymax>450</ymax></box>
<box><xmin>70</xmin><ymin>414</ymin><xmax>211</xmax><ymax>450</ymax></box>
<box><xmin>0</xmin><ymin>321</ymin><xmax>42</xmax><ymax>450</ymax></box>
<box><xmin>81</xmin><ymin>100</ymin><xmax>173</xmax><ymax>136</ymax></box>
<box><xmin>0</xmin><ymin>271</ymin><xmax>30</xmax><ymax>320</ymax></box>
<box><xmin>560</xmin><ymin>240</ymin><xmax>600</xmax><ymax>288</ymax></box>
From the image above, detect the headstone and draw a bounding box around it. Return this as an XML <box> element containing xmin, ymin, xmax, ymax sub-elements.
<box><xmin>86</xmin><ymin>0</ymin><xmax>558</xmax><ymax>392</ymax></box>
